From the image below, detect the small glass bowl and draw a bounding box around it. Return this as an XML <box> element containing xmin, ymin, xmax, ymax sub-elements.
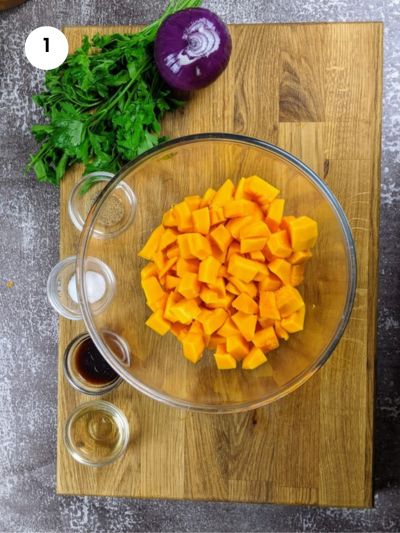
<box><xmin>63</xmin><ymin>400</ymin><xmax>130</xmax><ymax>467</ymax></box>
<box><xmin>68</xmin><ymin>172</ymin><xmax>137</xmax><ymax>239</ymax></box>
<box><xmin>63</xmin><ymin>332</ymin><xmax>124</xmax><ymax>396</ymax></box>
<box><xmin>47</xmin><ymin>256</ymin><xmax>116</xmax><ymax>320</ymax></box>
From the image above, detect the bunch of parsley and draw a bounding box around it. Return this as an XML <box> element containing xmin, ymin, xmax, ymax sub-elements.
<box><xmin>27</xmin><ymin>0</ymin><xmax>201</xmax><ymax>185</ymax></box>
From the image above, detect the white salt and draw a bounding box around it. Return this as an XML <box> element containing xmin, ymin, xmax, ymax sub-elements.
<box><xmin>68</xmin><ymin>271</ymin><xmax>106</xmax><ymax>304</ymax></box>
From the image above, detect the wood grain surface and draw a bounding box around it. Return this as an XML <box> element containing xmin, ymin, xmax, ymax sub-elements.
<box><xmin>57</xmin><ymin>23</ymin><xmax>382</xmax><ymax>507</ymax></box>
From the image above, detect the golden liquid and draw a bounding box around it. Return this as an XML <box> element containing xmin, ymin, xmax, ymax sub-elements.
<box><xmin>70</xmin><ymin>408</ymin><xmax>125</xmax><ymax>462</ymax></box>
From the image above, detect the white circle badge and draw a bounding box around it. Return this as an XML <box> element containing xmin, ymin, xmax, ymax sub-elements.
<box><xmin>25</xmin><ymin>26</ymin><xmax>69</xmax><ymax>70</ymax></box>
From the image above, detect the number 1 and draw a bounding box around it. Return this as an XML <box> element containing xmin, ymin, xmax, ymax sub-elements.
<box><xmin>43</xmin><ymin>37</ymin><xmax>49</xmax><ymax>52</ymax></box>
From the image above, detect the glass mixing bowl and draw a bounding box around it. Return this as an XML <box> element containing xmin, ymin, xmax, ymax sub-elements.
<box><xmin>76</xmin><ymin>133</ymin><xmax>356</xmax><ymax>413</ymax></box>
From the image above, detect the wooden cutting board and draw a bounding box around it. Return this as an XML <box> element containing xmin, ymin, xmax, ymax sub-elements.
<box><xmin>57</xmin><ymin>22</ymin><xmax>382</xmax><ymax>507</ymax></box>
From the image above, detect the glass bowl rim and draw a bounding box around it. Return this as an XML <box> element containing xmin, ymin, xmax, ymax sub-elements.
<box><xmin>76</xmin><ymin>132</ymin><xmax>357</xmax><ymax>414</ymax></box>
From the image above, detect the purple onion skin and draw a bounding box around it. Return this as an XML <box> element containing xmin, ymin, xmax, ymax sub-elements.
<box><xmin>154</xmin><ymin>7</ymin><xmax>232</xmax><ymax>92</ymax></box>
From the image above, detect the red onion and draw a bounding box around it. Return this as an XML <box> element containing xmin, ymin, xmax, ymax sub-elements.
<box><xmin>154</xmin><ymin>7</ymin><xmax>232</xmax><ymax>91</ymax></box>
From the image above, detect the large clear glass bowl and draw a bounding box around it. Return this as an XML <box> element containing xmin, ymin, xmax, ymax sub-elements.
<box><xmin>76</xmin><ymin>133</ymin><xmax>356</xmax><ymax>413</ymax></box>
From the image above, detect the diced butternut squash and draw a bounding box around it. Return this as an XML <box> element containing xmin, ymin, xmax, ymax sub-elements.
<box><xmin>232</xmin><ymin>293</ymin><xmax>258</xmax><ymax>314</ymax></box>
<box><xmin>208</xmin><ymin>334</ymin><xmax>225</xmax><ymax>349</ymax></box>
<box><xmin>291</xmin><ymin>264</ymin><xmax>305</xmax><ymax>286</ymax></box>
<box><xmin>174</xmin><ymin>201</ymin><xmax>193</xmax><ymax>232</ymax></box>
<box><xmin>228</xmin><ymin>276</ymin><xmax>258</xmax><ymax>299</ymax></box>
<box><xmin>240</xmin><ymin>220</ymin><xmax>271</xmax><ymax>239</ymax></box>
<box><xmin>288</xmin><ymin>250</ymin><xmax>312</xmax><ymax>265</ymax></box>
<box><xmin>209</xmin><ymin>224</ymin><xmax>233</xmax><ymax>253</ymax></box>
<box><xmin>158</xmin><ymin>257</ymin><xmax>178</xmax><ymax>280</ymax></box>
<box><xmin>288</xmin><ymin>216</ymin><xmax>318</xmax><ymax>251</ymax></box>
<box><xmin>165</xmin><ymin>275</ymin><xmax>180</xmax><ymax>290</ymax></box>
<box><xmin>145</xmin><ymin>309</ymin><xmax>171</xmax><ymax>335</ymax></box>
<box><xmin>226</xmin><ymin>216</ymin><xmax>253</xmax><ymax>239</ymax></box>
<box><xmin>228</xmin><ymin>254</ymin><xmax>260</xmax><ymax>283</ymax></box>
<box><xmin>166</xmin><ymin>244</ymin><xmax>180</xmax><ymax>258</ymax></box>
<box><xmin>198</xmin><ymin>255</ymin><xmax>220</xmax><ymax>285</ymax></box>
<box><xmin>141</xmin><ymin>262</ymin><xmax>158</xmax><ymax>280</ymax></box>
<box><xmin>242</xmin><ymin>346</ymin><xmax>268</xmax><ymax>370</ymax></box>
<box><xmin>226</xmin><ymin>241</ymin><xmax>241</xmax><ymax>261</ymax></box>
<box><xmin>200</xmin><ymin>187</ymin><xmax>216</xmax><ymax>207</ymax></box>
<box><xmin>158</xmin><ymin>228</ymin><xmax>178</xmax><ymax>251</ymax></box>
<box><xmin>231</xmin><ymin>312</ymin><xmax>257</xmax><ymax>342</ymax></box>
<box><xmin>139</xmin><ymin>174</ymin><xmax>317</xmax><ymax>369</ymax></box>
<box><xmin>192</xmin><ymin>207</ymin><xmax>211</xmax><ymax>235</ymax></box>
<box><xmin>176</xmin><ymin>257</ymin><xmax>199</xmax><ymax>278</ymax></box>
<box><xmin>224</xmin><ymin>199</ymin><xmax>257</xmax><ymax>219</ymax></box>
<box><xmin>249</xmin><ymin>250</ymin><xmax>265</xmax><ymax>261</ymax></box>
<box><xmin>211</xmin><ymin>179</ymin><xmax>235</xmax><ymax>207</ymax></box>
<box><xmin>266</xmin><ymin>198</ymin><xmax>285</xmax><ymax>231</ymax></box>
<box><xmin>162</xmin><ymin>208</ymin><xmax>177</xmax><ymax>227</ymax></box>
<box><xmin>240</xmin><ymin>237</ymin><xmax>268</xmax><ymax>254</ymax></box>
<box><xmin>171</xmin><ymin>299</ymin><xmax>201</xmax><ymax>324</ymax></box>
<box><xmin>274</xmin><ymin>321</ymin><xmax>289</xmax><ymax>340</ymax></box>
<box><xmin>185</xmin><ymin>195</ymin><xmax>202</xmax><ymax>211</ymax></box>
<box><xmin>209</xmin><ymin>206</ymin><xmax>226</xmax><ymax>226</ymax></box>
<box><xmin>244</xmin><ymin>175</ymin><xmax>280</xmax><ymax>202</ymax></box>
<box><xmin>234</xmin><ymin>177</ymin><xmax>247</xmax><ymax>199</ymax></box>
<box><xmin>280</xmin><ymin>215</ymin><xmax>296</xmax><ymax>231</ymax></box>
<box><xmin>177</xmin><ymin>272</ymin><xmax>201</xmax><ymax>299</ymax></box>
<box><xmin>266</xmin><ymin>230</ymin><xmax>292</xmax><ymax>258</ymax></box>
<box><xmin>181</xmin><ymin>332</ymin><xmax>205</xmax><ymax>363</ymax></box>
<box><xmin>268</xmin><ymin>258</ymin><xmax>292</xmax><ymax>285</ymax></box>
<box><xmin>141</xmin><ymin>276</ymin><xmax>165</xmax><ymax>305</ymax></box>
<box><xmin>226</xmin><ymin>335</ymin><xmax>250</xmax><ymax>360</ymax></box>
<box><xmin>198</xmin><ymin>308</ymin><xmax>228</xmax><ymax>335</ymax></box>
<box><xmin>275</xmin><ymin>286</ymin><xmax>304</xmax><ymax>317</ymax></box>
<box><xmin>138</xmin><ymin>225</ymin><xmax>164</xmax><ymax>260</ymax></box>
<box><xmin>253</xmin><ymin>326</ymin><xmax>279</xmax><ymax>351</ymax></box>
<box><xmin>259</xmin><ymin>273</ymin><xmax>282</xmax><ymax>291</ymax></box>
<box><xmin>281</xmin><ymin>305</ymin><xmax>306</xmax><ymax>333</ymax></box>
<box><xmin>218</xmin><ymin>317</ymin><xmax>240</xmax><ymax>337</ymax></box>
<box><xmin>259</xmin><ymin>291</ymin><xmax>280</xmax><ymax>320</ymax></box>
<box><xmin>214</xmin><ymin>352</ymin><xmax>237</xmax><ymax>369</ymax></box>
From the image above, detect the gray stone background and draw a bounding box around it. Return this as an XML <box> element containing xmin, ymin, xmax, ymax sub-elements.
<box><xmin>0</xmin><ymin>0</ymin><xmax>399</xmax><ymax>531</ymax></box>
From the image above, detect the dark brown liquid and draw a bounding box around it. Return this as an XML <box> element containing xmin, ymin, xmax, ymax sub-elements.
<box><xmin>74</xmin><ymin>337</ymin><xmax>118</xmax><ymax>385</ymax></box>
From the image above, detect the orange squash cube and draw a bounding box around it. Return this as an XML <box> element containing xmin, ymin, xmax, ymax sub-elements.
<box><xmin>227</xmin><ymin>254</ymin><xmax>260</xmax><ymax>283</ymax></box>
<box><xmin>244</xmin><ymin>175</ymin><xmax>280</xmax><ymax>202</ymax></box>
<box><xmin>214</xmin><ymin>352</ymin><xmax>237</xmax><ymax>369</ymax></box>
<box><xmin>209</xmin><ymin>206</ymin><xmax>226</xmax><ymax>226</ymax></box>
<box><xmin>266</xmin><ymin>198</ymin><xmax>285</xmax><ymax>231</ymax></box>
<box><xmin>266</xmin><ymin>230</ymin><xmax>292</xmax><ymax>258</ymax></box>
<box><xmin>226</xmin><ymin>335</ymin><xmax>250</xmax><ymax>359</ymax></box>
<box><xmin>162</xmin><ymin>208</ymin><xmax>177</xmax><ymax>227</ymax></box>
<box><xmin>209</xmin><ymin>224</ymin><xmax>233</xmax><ymax>253</ymax></box>
<box><xmin>181</xmin><ymin>332</ymin><xmax>205</xmax><ymax>363</ymax></box>
<box><xmin>240</xmin><ymin>237</ymin><xmax>268</xmax><ymax>254</ymax></box>
<box><xmin>141</xmin><ymin>276</ymin><xmax>165</xmax><ymax>305</ymax></box>
<box><xmin>217</xmin><ymin>317</ymin><xmax>240</xmax><ymax>337</ymax></box>
<box><xmin>224</xmin><ymin>198</ymin><xmax>257</xmax><ymax>218</ymax></box>
<box><xmin>275</xmin><ymin>286</ymin><xmax>305</xmax><ymax>317</ymax></box>
<box><xmin>225</xmin><ymin>215</ymin><xmax>253</xmax><ymax>239</ymax></box>
<box><xmin>253</xmin><ymin>326</ymin><xmax>279</xmax><ymax>351</ymax></box>
<box><xmin>198</xmin><ymin>308</ymin><xmax>228</xmax><ymax>335</ymax></box>
<box><xmin>288</xmin><ymin>216</ymin><xmax>318</xmax><ymax>251</ymax></box>
<box><xmin>176</xmin><ymin>257</ymin><xmax>199</xmax><ymax>277</ymax></box>
<box><xmin>211</xmin><ymin>179</ymin><xmax>235</xmax><ymax>207</ymax></box>
<box><xmin>259</xmin><ymin>291</ymin><xmax>281</xmax><ymax>320</ymax></box>
<box><xmin>177</xmin><ymin>272</ymin><xmax>201</xmax><ymax>299</ymax></box>
<box><xmin>288</xmin><ymin>250</ymin><xmax>313</xmax><ymax>265</ymax></box>
<box><xmin>268</xmin><ymin>258</ymin><xmax>292</xmax><ymax>285</ymax></box>
<box><xmin>231</xmin><ymin>311</ymin><xmax>257</xmax><ymax>342</ymax></box>
<box><xmin>232</xmin><ymin>293</ymin><xmax>258</xmax><ymax>314</ymax></box>
<box><xmin>141</xmin><ymin>262</ymin><xmax>158</xmax><ymax>280</ymax></box>
<box><xmin>173</xmin><ymin>201</ymin><xmax>193</xmax><ymax>232</ymax></box>
<box><xmin>145</xmin><ymin>309</ymin><xmax>171</xmax><ymax>336</ymax></box>
<box><xmin>274</xmin><ymin>321</ymin><xmax>289</xmax><ymax>340</ymax></box>
<box><xmin>192</xmin><ymin>207</ymin><xmax>211</xmax><ymax>235</ymax></box>
<box><xmin>242</xmin><ymin>346</ymin><xmax>268</xmax><ymax>370</ymax></box>
<box><xmin>258</xmin><ymin>273</ymin><xmax>282</xmax><ymax>291</ymax></box>
<box><xmin>138</xmin><ymin>225</ymin><xmax>164</xmax><ymax>260</ymax></box>
<box><xmin>170</xmin><ymin>298</ymin><xmax>201</xmax><ymax>324</ymax></box>
<box><xmin>158</xmin><ymin>228</ymin><xmax>178</xmax><ymax>251</ymax></box>
<box><xmin>184</xmin><ymin>195</ymin><xmax>202</xmax><ymax>211</ymax></box>
<box><xmin>200</xmin><ymin>187</ymin><xmax>216</xmax><ymax>207</ymax></box>
<box><xmin>281</xmin><ymin>305</ymin><xmax>306</xmax><ymax>333</ymax></box>
<box><xmin>291</xmin><ymin>264</ymin><xmax>305</xmax><ymax>286</ymax></box>
<box><xmin>198</xmin><ymin>255</ymin><xmax>221</xmax><ymax>285</ymax></box>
